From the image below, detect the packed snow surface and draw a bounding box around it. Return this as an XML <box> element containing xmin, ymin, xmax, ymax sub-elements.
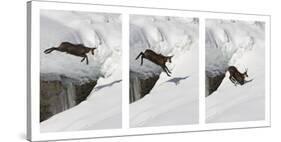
<box><xmin>205</xmin><ymin>19</ymin><xmax>266</xmax><ymax>123</ymax></box>
<box><xmin>40</xmin><ymin>10</ymin><xmax>122</xmax><ymax>132</ymax></box>
<box><xmin>130</xmin><ymin>15</ymin><xmax>199</xmax><ymax>127</ymax></box>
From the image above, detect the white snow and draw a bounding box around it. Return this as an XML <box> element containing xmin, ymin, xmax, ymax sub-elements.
<box><xmin>40</xmin><ymin>10</ymin><xmax>122</xmax><ymax>81</ymax></box>
<box><xmin>130</xmin><ymin>15</ymin><xmax>199</xmax><ymax>127</ymax></box>
<box><xmin>40</xmin><ymin>10</ymin><xmax>122</xmax><ymax>132</ymax></box>
<box><xmin>205</xmin><ymin>19</ymin><xmax>265</xmax><ymax>123</ymax></box>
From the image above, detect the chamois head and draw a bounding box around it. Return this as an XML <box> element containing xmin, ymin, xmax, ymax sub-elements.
<box><xmin>91</xmin><ymin>48</ymin><xmax>96</xmax><ymax>55</ymax></box>
<box><xmin>243</xmin><ymin>68</ymin><xmax>248</xmax><ymax>78</ymax></box>
<box><xmin>167</xmin><ymin>55</ymin><xmax>173</xmax><ymax>63</ymax></box>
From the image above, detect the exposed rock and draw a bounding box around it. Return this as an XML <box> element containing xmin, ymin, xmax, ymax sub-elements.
<box><xmin>205</xmin><ymin>73</ymin><xmax>225</xmax><ymax>97</ymax></box>
<box><xmin>40</xmin><ymin>73</ymin><xmax>96</xmax><ymax>122</ymax></box>
<box><xmin>129</xmin><ymin>71</ymin><xmax>159</xmax><ymax>103</ymax></box>
<box><xmin>75</xmin><ymin>81</ymin><xmax>97</xmax><ymax>104</ymax></box>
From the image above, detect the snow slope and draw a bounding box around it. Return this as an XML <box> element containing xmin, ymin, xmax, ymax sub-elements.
<box><xmin>40</xmin><ymin>77</ymin><xmax>122</xmax><ymax>132</ymax></box>
<box><xmin>40</xmin><ymin>10</ymin><xmax>122</xmax><ymax>132</ymax></box>
<box><xmin>205</xmin><ymin>19</ymin><xmax>265</xmax><ymax>123</ymax></box>
<box><xmin>130</xmin><ymin>15</ymin><xmax>199</xmax><ymax>127</ymax></box>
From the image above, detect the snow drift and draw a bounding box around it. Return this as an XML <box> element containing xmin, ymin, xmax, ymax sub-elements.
<box><xmin>129</xmin><ymin>15</ymin><xmax>199</xmax><ymax>127</ymax></box>
<box><xmin>205</xmin><ymin>19</ymin><xmax>265</xmax><ymax>123</ymax></box>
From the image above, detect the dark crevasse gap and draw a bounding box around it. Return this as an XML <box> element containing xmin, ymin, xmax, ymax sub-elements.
<box><xmin>205</xmin><ymin>74</ymin><xmax>226</xmax><ymax>97</ymax></box>
<box><xmin>40</xmin><ymin>73</ymin><xmax>97</xmax><ymax>122</ymax></box>
<box><xmin>205</xmin><ymin>71</ymin><xmax>226</xmax><ymax>97</ymax></box>
<box><xmin>129</xmin><ymin>71</ymin><xmax>159</xmax><ymax>103</ymax></box>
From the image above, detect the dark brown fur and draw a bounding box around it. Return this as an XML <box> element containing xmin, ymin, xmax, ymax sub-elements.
<box><xmin>136</xmin><ymin>49</ymin><xmax>173</xmax><ymax>76</ymax></box>
<box><xmin>44</xmin><ymin>42</ymin><xmax>96</xmax><ymax>65</ymax></box>
<box><xmin>228</xmin><ymin>66</ymin><xmax>248</xmax><ymax>85</ymax></box>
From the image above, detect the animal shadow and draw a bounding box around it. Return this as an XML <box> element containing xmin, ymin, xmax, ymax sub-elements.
<box><xmin>94</xmin><ymin>80</ymin><xmax>122</xmax><ymax>91</ymax></box>
<box><xmin>165</xmin><ymin>76</ymin><xmax>189</xmax><ymax>85</ymax></box>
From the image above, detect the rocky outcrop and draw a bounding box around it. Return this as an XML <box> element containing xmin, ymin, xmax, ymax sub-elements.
<box><xmin>40</xmin><ymin>73</ymin><xmax>97</xmax><ymax>122</ymax></box>
<box><xmin>205</xmin><ymin>73</ymin><xmax>225</xmax><ymax>97</ymax></box>
<box><xmin>129</xmin><ymin>71</ymin><xmax>159</xmax><ymax>103</ymax></box>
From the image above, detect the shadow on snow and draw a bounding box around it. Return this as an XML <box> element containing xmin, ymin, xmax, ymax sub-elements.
<box><xmin>94</xmin><ymin>79</ymin><xmax>122</xmax><ymax>91</ymax></box>
<box><xmin>165</xmin><ymin>76</ymin><xmax>189</xmax><ymax>85</ymax></box>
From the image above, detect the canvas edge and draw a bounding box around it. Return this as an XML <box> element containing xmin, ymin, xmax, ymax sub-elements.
<box><xmin>27</xmin><ymin>1</ymin><xmax>32</xmax><ymax>141</ymax></box>
<box><xmin>26</xmin><ymin>1</ymin><xmax>272</xmax><ymax>141</ymax></box>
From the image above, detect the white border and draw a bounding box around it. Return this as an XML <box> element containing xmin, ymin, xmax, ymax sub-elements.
<box><xmin>27</xmin><ymin>1</ymin><xmax>271</xmax><ymax>141</ymax></box>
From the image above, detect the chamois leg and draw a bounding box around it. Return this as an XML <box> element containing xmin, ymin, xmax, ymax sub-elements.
<box><xmin>80</xmin><ymin>55</ymin><xmax>89</xmax><ymax>65</ymax></box>
<box><xmin>231</xmin><ymin>77</ymin><xmax>236</xmax><ymax>83</ymax></box>
<box><xmin>140</xmin><ymin>56</ymin><xmax>144</xmax><ymax>66</ymax></box>
<box><xmin>85</xmin><ymin>55</ymin><xmax>89</xmax><ymax>65</ymax></box>
<box><xmin>81</xmin><ymin>57</ymin><xmax>86</xmax><ymax>62</ymax></box>
<box><xmin>161</xmin><ymin>66</ymin><xmax>171</xmax><ymax>77</ymax></box>
<box><xmin>165</xmin><ymin>70</ymin><xmax>171</xmax><ymax>77</ymax></box>
<box><xmin>234</xmin><ymin>81</ymin><xmax>238</xmax><ymax>86</ymax></box>
<box><xmin>135</xmin><ymin>52</ymin><xmax>144</xmax><ymax>60</ymax></box>
<box><xmin>229</xmin><ymin>76</ymin><xmax>237</xmax><ymax>86</ymax></box>
<box><xmin>229</xmin><ymin>76</ymin><xmax>234</xmax><ymax>83</ymax></box>
<box><xmin>44</xmin><ymin>47</ymin><xmax>57</xmax><ymax>54</ymax></box>
<box><xmin>135</xmin><ymin>52</ymin><xmax>145</xmax><ymax>66</ymax></box>
<box><xmin>164</xmin><ymin>65</ymin><xmax>171</xmax><ymax>73</ymax></box>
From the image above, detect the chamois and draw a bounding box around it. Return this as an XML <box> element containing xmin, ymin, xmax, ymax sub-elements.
<box><xmin>228</xmin><ymin>66</ymin><xmax>248</xmax><ymax>85</ymax></box>
<box><xmin>135</xmin><ymin>49</ymin><xmax>173</xmax><ymax>77</ymax></box>
<box><xmin>44</xmin><ymin>42</ymin><xmax>96</xmax><ymax>65</ymax></box>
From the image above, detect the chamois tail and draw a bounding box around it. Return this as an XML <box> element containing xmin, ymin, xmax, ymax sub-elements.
<box><xmin>44</xmin><ymin>47</ymin><xmax>56</xmax><ymax>54</ymax></box>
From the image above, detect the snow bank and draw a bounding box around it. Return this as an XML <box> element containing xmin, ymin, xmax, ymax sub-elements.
<box><xmin>206</xmin><ymin>19</ymin><xmax>265</xmax><ymax>123</ymax></box>
<box><xmin>130</xmin><ymin>15</ymin><xmax>199</xmax><ymax>127</ymax></box>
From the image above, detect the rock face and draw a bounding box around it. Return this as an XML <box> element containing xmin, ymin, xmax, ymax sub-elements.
<box><xmin>205</xmin><ymin>73</ymin><xmax>226</xmax><ymax>97</ymax></box>
<box><xmin>129</xmin><ymin>71</ymin><xmax>159</xmax><ymax>103</ymax></box>
<box><xmin>40</xmin><ymin>73</ymin><xmax>96</xmax><ymax>122</ymax></box>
